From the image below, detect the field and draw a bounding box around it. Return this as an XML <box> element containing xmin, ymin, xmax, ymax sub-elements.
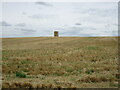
<box><xmin>2</xmin><ymin>37</ymin><xmax>119</xmax><ymax>88</ymax></box>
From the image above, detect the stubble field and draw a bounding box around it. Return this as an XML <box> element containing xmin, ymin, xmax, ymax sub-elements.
<box><xmin>2</xmin><ymin>37</ymin><xmax>119</xmax><ymax>88</ymax></box>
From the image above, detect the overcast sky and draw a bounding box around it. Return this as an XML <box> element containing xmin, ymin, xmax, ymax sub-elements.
<box><xmin>0</xmin><ymin>2</ymin><xmax>118</xmax><ymax>37</ymax></box>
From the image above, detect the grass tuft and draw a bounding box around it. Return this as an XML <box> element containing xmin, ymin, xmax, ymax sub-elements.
<box><xmin>86</xmin><ymin>46</ymin><xmax>100</xmax><ymax>50</ymax></box>
<box><xmin>15</xmin><ymin>71</ymin><xmax>27</xmax><ymax>78</ymax></box>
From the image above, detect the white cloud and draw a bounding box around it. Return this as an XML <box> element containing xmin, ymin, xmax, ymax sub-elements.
<box><xmin>0</xmin><ymin>21</ymin><xmax>12</xmax><ymax>26</ymax></box>
<box><xmin>2</xmin><ymin>2</ymin><xmax>118</xmax><ymax>37</ymax></box>
<box><xmin>1</xmin><ymin>0</ymin><xmax>119</xmax><ymax>2</ymax></box>
<box><xmin>16</xmin><ymin>23</ymin><xmax>26</xmax><ymax>27</ymax></box>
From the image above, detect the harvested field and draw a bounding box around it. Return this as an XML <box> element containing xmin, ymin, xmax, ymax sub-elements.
<box><xmin>2</xmin><ymin>37</ymin><xmax>119</xmax><ymax>88</ymax></box>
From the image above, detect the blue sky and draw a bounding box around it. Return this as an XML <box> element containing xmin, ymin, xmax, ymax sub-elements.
<box><xmin>0</xmin><ymin>2</ymin><xmax>118</xmax><ymax>37</ymax></box>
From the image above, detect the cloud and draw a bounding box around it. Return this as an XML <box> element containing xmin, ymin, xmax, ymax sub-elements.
<box><xmin>60</xmin><ymin>26</ymin><xmax>96</xmax><ymax>36</ymax></box>
<box><xmin>0</xmin><ymin>21</ymin><xmax>12</xmax><ymax>26</ymax></box>
<box><xmin>112</xmin><ymin>24</ymin><xmax>120</xmax><ymax>26</ymax></box>
<box><xmin>28</xmin><ymin>14</ymin><xmax>55</xmax><ymax>19</ymax></box>
<box><xmin>74</xmin><ymin>26</ymin><xmax>96</xmax><ymax>31</ymax></box>
<box><xmin>28</xmin><ymin>15</ymin><xmax>40</xmax><ymax>19</ymax></box>
<box><xmin>16</xmin><ymin>23</ymin><xmax>26</xmax><ymax>27</ymax></box>
<box><xmin>20</xmin><ymin>28</ymin><xmax>36</xmax><ymax>34</ymax></box>
<box><xmin>112</xmin><ymin>30</ymin><xmax>118</xmax><ymax>36</ymax></box>
<box><xmin>2</xmin><ymin>2</ymin><xmax>117</xmax><ymax>37</ymax></box>
<box><xmin>35</xmin><ymin>2</ymin><xmax>53</xmax><ymax>7</ymax></box>
<box><xmin>22</xmin><ymin>12</ymin><xmax>26</xmax><ymax>15</ymax></box>
<box><xmin>73</xmin><ymin>3</ymin><xmax>117</xmax><ymax>18</ymax></box>
<box><xmin>75</xmin><ymin>23</ymin><xmax>82</xmax><ymax>26</ymax></box>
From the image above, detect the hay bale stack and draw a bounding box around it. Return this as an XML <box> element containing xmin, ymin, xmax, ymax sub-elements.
<box><xmin>54</xmin><ymin>31</ymin><xmax>59</xmax><ymax>37</ymax></box>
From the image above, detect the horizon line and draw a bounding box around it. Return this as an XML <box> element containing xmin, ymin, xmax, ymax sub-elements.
<box><xmin>1</xmin><ymin>36</ymin><xmax>119</xmax><ymax>39</ymax></box>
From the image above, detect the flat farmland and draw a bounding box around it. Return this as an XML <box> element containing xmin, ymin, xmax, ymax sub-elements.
<box><xmin>2</xmin><ymin>37</ymin><xmax>119</xmax><ymax>88</ymax></box>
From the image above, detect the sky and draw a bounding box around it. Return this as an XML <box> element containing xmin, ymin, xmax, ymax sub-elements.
<box><xmin>0</xmin><ymin>1</ymin><xmax>118</xmax><ymax>37</ymax></box>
